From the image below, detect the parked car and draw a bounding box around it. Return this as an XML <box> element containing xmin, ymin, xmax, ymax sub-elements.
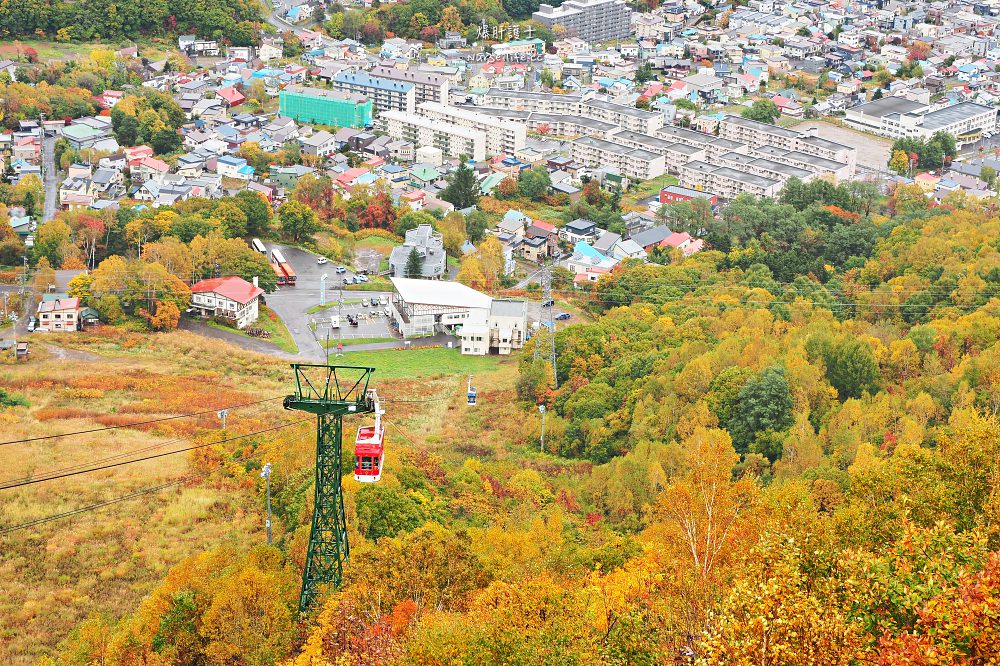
<box><xmin>336</xmin><ymin>265</ymin><xmax>347</xmax><ymax>273</ymax></box>
<box><xmin>348</xmin><ymin>315</ymin><xmax>358</xmax><ymax>326</ymax></box>
<box><xmin>383</xmin><ymin>307</ymin><xmax>391</xmax><ymax>317</ymax></box>
<box><xmin>357</xmin><ymin>274</ymin><xmax>369</xmax><ymax>283</ymax></box>
<box><xmin>317</xmin><ymin>257</ymin><xmax>329</xmax><ymax>265</ymax></box>
<box><xmin>362</xmin><ymin>298</ymin><xmax>370</xmax><ymax>307</ymax></box>
<box><xmin>378</xmin><ymin>296</ymin><xmax>388</xmax><ymax>305</ymax></box>
<box><xmin>555</xmin><ymin>313</ymin><xmax>571</xmax><ymax>321</ymax></box>
<box><xmin>370</xmin><ymin>310</ymin><xmax>380</xmax><ymax>317</ymax></box>
<box><xmin>542</xmin><ymin>299</ymin><xmax>554</xmax><ymax>307</ymax></box>
<box><xmin>27</xmin><ymin>317</ymin><xmax>36</xmax><ymax>332</ymax></box>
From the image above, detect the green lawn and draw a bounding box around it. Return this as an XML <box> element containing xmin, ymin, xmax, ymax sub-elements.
<box><xmin>206</xmin><ymin>306</ymin><xmax>298</xmax><ymax>354</ymax></box>
<box><xmin>622</xmin><ymin>173</ymin><xmax>679</xmax><ymax>209</ymax></box>
<box><xmin>337</xmin><ymin>347</ymin><xmax>503</xmax><ymax>378</ymax></box>
<box><xmin>306</xmin><ymin>299</ymin><xmax>362</xmax><ymax>314</ymax></box>
<box><xmin>344</xmin><ymin>277</ymin><xmax>393</xmax><ymax>292</ymax></box>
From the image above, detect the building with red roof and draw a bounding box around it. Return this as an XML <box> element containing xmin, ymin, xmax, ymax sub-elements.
<box><xmin>190</xmin><ymin>276</ymin><xmax>264</xmax><ymax>329</ymax></box>
<box><xmin>217</xmin><ymin>86</ymin><xmax>246</xmax><ymax>108</ymax></box>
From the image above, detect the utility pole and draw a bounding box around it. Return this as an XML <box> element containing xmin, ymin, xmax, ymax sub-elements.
<box><xmin>539</xmin><ymin>404</ymin><xmax>546</xmax><ymax>453</ymax></box>
<box><xmin>261</xmin><ymin>462</ymin><xmax>273</xmax><ymax>545</ymax></box>
<box><xmin>336</xmin><ymin>278</ymin><xmax>344</xmax><ymax>357</ymax></box>
<box><xmin>217</xmin><ymin>409</ymin><xmax>228</xmax><ymax>429</ymax></box>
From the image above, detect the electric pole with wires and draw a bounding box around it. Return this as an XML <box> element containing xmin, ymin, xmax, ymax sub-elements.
<box><xmin>261</xmin><ymin>462</ymin><xmax>273</xmax><ymax>545</ymax></box>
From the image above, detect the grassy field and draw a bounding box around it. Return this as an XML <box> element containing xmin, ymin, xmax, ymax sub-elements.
<box><xmin>344</xmin><ymin>277</ymin><xmax>393</xmax><ymax>292</ymax></box>
<box><xmin>338</xmin><ymin>347</ymin><xmax>505</xmax><ymax>379</ymax></box>
<box><xmin>621</xmin><ymin>173</ymin><xmax>679</xmax><ymax>209</ymax></box>
<box><xmin>206</xmin><ymin>306</ymin><xmax>298</xmax><ymax>354</ymax></box>
<box><xmin>0</xmin><ymin>38</ymin><xmax>180</xmax><ymax>63</ymax></box>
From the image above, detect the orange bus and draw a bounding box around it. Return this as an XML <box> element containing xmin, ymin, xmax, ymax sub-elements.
<box><xmin>271</xmin><ymin>262</ymin><xmax>287</xmax><ymax>286</ymax></box>
<box><xmin>280</xmin><ymin>262</ymin><xmax>296</xmax><ymax>285</ymax></box>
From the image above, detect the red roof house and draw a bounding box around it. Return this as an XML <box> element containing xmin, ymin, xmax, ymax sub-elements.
<box><xmin>189</xmin><ymin>276</ymin><xmax>264</xmax><ymax>329</ymax></box>
<box><xmin>217</xmin><ymin>86</ymin><xmax>246</xmax><ymax>108</ymax></box>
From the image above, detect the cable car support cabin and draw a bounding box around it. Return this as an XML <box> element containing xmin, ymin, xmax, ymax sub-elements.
<box><xmin>283</xmin><ymin>363</ymin><xmax>380</xmax><ymax>612</ymax></box>
<box><xmin>353</xmin><ymin>391</ymin><xmax>384</xmax><ymax>483</ymax></box>
<box><xmin>467</xmin><ymin>374</ymin><xmax>477</xmax><ymax>406</ymax></box>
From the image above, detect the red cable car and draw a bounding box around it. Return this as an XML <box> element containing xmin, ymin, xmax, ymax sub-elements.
<box><xmin>354</xmin><ymin>390</ymin><xmax>385</xmax><ymax>483</ymax></box>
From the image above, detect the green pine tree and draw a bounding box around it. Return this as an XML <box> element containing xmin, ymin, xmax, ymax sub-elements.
<box><xmin>405</xmin><ymin>247</ymin><xmax>423</xmax><ymax>278</ymax></box>
<box><xmin>440</xmin><ymin>160</ymin><xmax>480</xmax><ymax>210</ymax></box>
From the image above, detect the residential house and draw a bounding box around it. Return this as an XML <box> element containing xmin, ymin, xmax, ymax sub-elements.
<box><xmin>189</xmin><ymin>276</ymin><xmax>263</xmax><ymax>329</ymax></box>
<box><xmin>216</xmin><ymin>155</ymin><xmax>255</xmax><ymax>180</ymax></box>
<box><xmin>559</xmin><ymin>218</ymin><xmax>599</xmax><ymax>244</ymax></box>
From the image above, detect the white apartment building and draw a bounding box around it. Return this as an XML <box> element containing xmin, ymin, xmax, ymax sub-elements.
<box><xmin>417</xmin><ymin>102</ymin><xmax>526</xmax><ymax>156</ymax></box>
<box><xmin>380</xmin><ymin>111</ymin><xmax>486</xmax><ymax>161</ymax></box>
<box><xmin>718</xmin><ymin>115</ymin><xmax>857</xmax><ymax>176</ymax></box>
<box><xmin>582</xmin><ymin>98</ymin><xmax>664</xmax><ymax>134</ymax></box>
<box><xmin>532</xmin><ymin>0</ymin><xmax>632</xmax><ymax>43</ymax></box>
<box><xmin>332</xmin><ymin>71</ymin><xmax>416</xmax><ymax>114</ymax></box>
<box><xmin>678</xmin><ymin>161</ymin><xmax>782</xmax><ymax>200</ymax></box>
<box><xmin>570</xmin><ymin>136</ymin><xmax>666</xmax><ymax>180</ymax></box>
<box><xmin>481</xmin><ymin>89</ymin><xmax>585</xmax><ymax>114</ymax></box>
<box><xmin>369</xmin><ymin>66</ymin><xmax>450</xmax><ymax>106</ymax></box>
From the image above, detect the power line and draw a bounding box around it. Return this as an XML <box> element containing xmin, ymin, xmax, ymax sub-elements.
<box><xmin>0</xmin><ymin>405</ymin><xmax>280</xmax><ymax>488</ymax></box>
<box><xmin>0</xmin><ymin>417</ymin><xmax>312</xmax><ymax>490</ymax></box>
<box><xmin>0</xmin><ymin>396</ymin><xmax>284</xmax><ymax>447</ymax></box>
<box><xmin>0</xmin><ymin>420</ymin><xmax>311</xmax><ymax>536</ymax></box>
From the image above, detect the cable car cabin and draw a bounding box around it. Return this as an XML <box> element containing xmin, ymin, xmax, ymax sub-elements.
<box><xmin>354</xmin><ymin>423</ymin><xmax>384</xmax><ymax>483</ymax></box>
<box><xmin>467</xmin><ymin>387</ymin><xmax>477</xmax><ymax>406</ymax></box>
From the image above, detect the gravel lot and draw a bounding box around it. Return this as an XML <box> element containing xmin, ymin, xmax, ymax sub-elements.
<box><xmin>795</xmin><ymin>120</ymin><xmax>892</xmax><ymax>169</ymax></box>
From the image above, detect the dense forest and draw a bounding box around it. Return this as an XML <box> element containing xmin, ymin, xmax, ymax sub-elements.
<box><xmin>25</xmin><ymin>177</ymin><xmax>1000</xmax><ymax>664</ymax></box>
<box><xmin>0</xmin><ymin>0</ymin><xmax>263</xmax><ymax>44</ymax></box>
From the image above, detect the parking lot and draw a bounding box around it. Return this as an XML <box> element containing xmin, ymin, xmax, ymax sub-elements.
<box><xmin>794</xmin><ymin>120</ymin><xmax>892</xmax><ymax>169</ymax></box>
<box><xmin>258</xmin><ymin>243</ymin><xmax>399</xmax><ymax>359</ymax></box>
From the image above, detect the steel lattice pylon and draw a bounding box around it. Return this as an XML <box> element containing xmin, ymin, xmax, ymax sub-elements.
<box><xmin>283</xmin><ymin>364</ymin><xmax>376</xmax><ymax>613</ymax></box>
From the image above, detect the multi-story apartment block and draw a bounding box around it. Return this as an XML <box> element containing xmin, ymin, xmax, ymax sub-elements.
<box><xmin>416</xmin><ymin>102</ymin><xmax>526</xmax><ymax>156</ymax></box>
<box><xmin>380</xmin><ymin>111</ymin><xmax>486</xmax><ymax>161</ymax></box>
<box><xmin>278</xmin><ymin>85</ymin><xmax>373</xmax><ymax>128</ymax></box>
<box><xmin>677</xmin><ymin>161</ymin><xmax>782</xmax><ymax>200</ymax></box>
<box><xmin>369</xmin><ymin>66</ymin><xmax>450</xmax><ymax>106</ymax></box>
<box><xmin>581</xmin><ymin>99</ymin><xmax>664</xmax><ymax>134</ymax></box>
<box><xmin>718</xmin><ymin>115</ymin><xmax>857</xmax><ymax>176</ymax></box>
<box><xmin>480</xmin><ymin>89</ymin><xmax>585</xmax><ymax>114</ymax></box>
<box><xmin>331</xmin><ymin>71</ymin><xmax>416</xmax><ymax>114</ymax></box>
<box><xmin>532</xmin><ymin>0</ymin><xmax>632</xmax><ymax>43</ymax></box>
<box><xmin>570</xmin><ymin>136</ymin><xmax>666</xmax><ymax>180</ymax></box>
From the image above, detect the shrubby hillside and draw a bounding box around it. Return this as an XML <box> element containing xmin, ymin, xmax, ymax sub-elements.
<box><xmin>18</xmin><ymin>181</ymin><xmax>1000</xmax><ymax>664</ymax></box>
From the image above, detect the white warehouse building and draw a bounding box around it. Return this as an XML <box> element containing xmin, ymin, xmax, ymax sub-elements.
<box><xmin>388</xmin><ymin>277</ymin><xmax>527</xmax><ymax>355</ymax></box>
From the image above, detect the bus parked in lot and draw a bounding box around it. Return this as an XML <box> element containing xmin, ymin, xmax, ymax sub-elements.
<box><xmin>271</xmin><ymin>262</ymin><xmax>287</xmax><ymax>286</ymax></box>
<box><xmin>252</xmin><ymin>238</ymin><xmax>267</xmax><ymax>254</ymax></box>
<box><xmin>271</xmin><ymin>249</ymin><xmax>296</xmax><ymax>285</ymax></box>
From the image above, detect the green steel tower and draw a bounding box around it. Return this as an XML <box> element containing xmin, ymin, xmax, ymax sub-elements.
<box><xmin>283</xmin><ymin>363</ymin><xmax>376</xmax><ymax>612</ymax></box>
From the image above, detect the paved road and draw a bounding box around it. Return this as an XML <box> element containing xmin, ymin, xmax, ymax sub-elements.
<box><xmin>259</xmin><ymin>243</ymin><xmax>401</xmax><ymax>359</ymax></box>
<box><xmin>42</xmin><ymin>133</ymin><xmax>58</xmax><ymax>222</ymax></box>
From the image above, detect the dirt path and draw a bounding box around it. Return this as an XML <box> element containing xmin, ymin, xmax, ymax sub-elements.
<box><xmin>44</xmin><ymin>344</ymin><xmax>98</xmax><ymax>361</ymax></box>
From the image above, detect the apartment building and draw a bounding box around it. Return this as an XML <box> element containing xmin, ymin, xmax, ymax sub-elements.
<box><xmin>278</xmin><ymin>85</ymin><xmax>373</xmax><ymax>128</ymax></box>
<box><xmin>752</xmin><ymin>146</ymin><xmax>852</xmax><ymax>182</ymax></box>
<box><xmin>417</xmin><ymin>102</ymin><xmax>526</xmax><ymax>156</ymax></box>
<box><xmin>532</xmin><ymin>0</ymin><xmax>632</xmax><ymax>43</ymax></box>
<box><xmin>678</xmin><ymin>160</ymin><xmax>782</xmax><ymax>199</ymax></box>
<box><xmin>480</xmin><ymin>89</ymin><xmax>584</xmax><ymax>114</ymax></box>
<box><xmin>582</xmin><ymin>98</ymin><xmax>664</xmax><ymax>134</ymax></box>
<box><xmin>719</xmin><ymin>115</ymin><xmax>857</xmax><ymax>176</ymax></box>
<box><xmin>473</xmin><ymin>106</ymin><xmax>618</xmax><ymax>138</ymax></box>
<box><xmin>332</xmin><ymin>71</ymin><xmax>416</xmax><ymax>114</ymax></box>
<box><xmin>716</xmin><ymin>152</ymin><xmax>814</xmax><ymax>183</ymax></box>
<box><xmin>570</xmin><ymin>135</ymin><xmax>666</xmax><ymax>180</ymax></box>
<box><xmin>380</xmin><ymin>110</ymin><xmax>486</xmax><ymax>161</ymax></box>
<box><xmin>369</xmin><ymin>66</ymin><xmax>450</xmax><ymax>105</ymax></box>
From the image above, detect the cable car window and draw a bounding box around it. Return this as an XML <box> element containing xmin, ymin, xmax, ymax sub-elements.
<box><xmin>361</xmin><ymin>457</ymin><xmax>372</xmax><ymax>470</ymax></box>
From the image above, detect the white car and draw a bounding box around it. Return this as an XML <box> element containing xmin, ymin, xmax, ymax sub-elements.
<box><xmin>317</xmin><ymin>257</ymin><xmax>329</xmax><ymax>265</ymax></box>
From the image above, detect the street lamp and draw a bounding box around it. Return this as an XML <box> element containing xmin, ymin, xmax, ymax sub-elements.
<box><xmin>539</xmin><ymin>404</ymin><xmax>546</xmax><ymax>453</ymax></box>
<box><xmin>261</xmin><ymin>463</ymin><xmax>273</xmax><ymax>545</ymax></box>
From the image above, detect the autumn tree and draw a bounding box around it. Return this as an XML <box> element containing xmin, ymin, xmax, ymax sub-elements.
<box><xmin>278</xmin><ymin>200</ymin><xmax>320</xmax><ymax>242</ymax></box>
